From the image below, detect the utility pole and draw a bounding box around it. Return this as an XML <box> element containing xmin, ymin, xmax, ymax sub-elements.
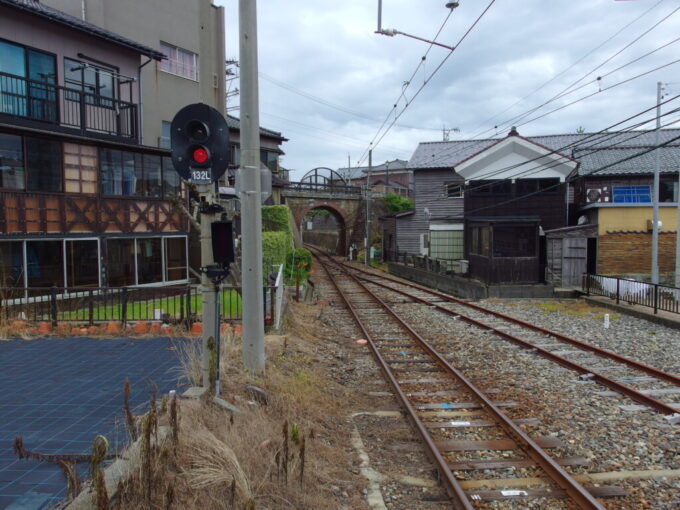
<box><xmin>198</xmin><ymin>184</ymin><xmax>219</xmax><ymax>391</ymax></box>
<box><xmin>385</xmin><ymin>161</ymin><xmax>390</xmax><ymax>197</ymax></box>
<box><xmin>365</xmin><ymin>149</ymin><xmax>372</xmax><ymax>266</ymax></box>
<box><xmin>239</xmin><ymin>0</ymin><xmax>265</xmax><ymax>374</ymax></box>
<box><xmin>676</xmin><ymin>160</ymin><xmax>680</xmax><ymax>288</ymax></box>
<box><xmin>652</xmin><ymin>82</ymin><xmax>662</xmax><ymax>284</ymax></box>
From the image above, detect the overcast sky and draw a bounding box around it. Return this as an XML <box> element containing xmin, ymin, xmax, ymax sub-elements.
<box><xmin>215</xmin><ymin>0</ymin><xmax>680</xmax><ymax>180</ymax></box>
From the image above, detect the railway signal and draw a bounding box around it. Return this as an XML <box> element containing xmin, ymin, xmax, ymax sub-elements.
<box><xmin>170</xmin><ymin>103</ymin><xmax>229</xmax><ymax>185</ymax></box>
<box><xmin>170</xmin><ymin>103</ymin><xmax>232</xmax><ymax>393</ymax></box>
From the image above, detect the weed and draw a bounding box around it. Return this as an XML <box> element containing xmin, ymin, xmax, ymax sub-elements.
<box><xmin>123</xmin><ymin>379</ymin><xmax>137</xmax><ymax>442</ymax></box>
<box><xmin>290</xmin><ymin>423</ymin><xmax>300</xmax><ymax>444</ymax></box>
<box><xmin>91</xmin><ymin>435</ymin><xmax>109</xmax><ymax>510</ymax></box>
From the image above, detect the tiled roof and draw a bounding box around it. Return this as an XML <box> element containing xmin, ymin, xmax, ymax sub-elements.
<box><xmin>408</xmin><ymin>129</ymin><xmax>680</xmax><ymax>176</ymax></box>
<box><xmin>0</xmin><ymin>0</ymin><xmax>165</xmax><ymax>59</ymax></box>
<box><xmin>226</xmin><ymin>115</ymin><xmax>287</xmax><ymax>141</ymax></box>
<box><xmin>337</xmin><ymin>159</ymin><xmax>410</xmax><ymax>180</ymax></box>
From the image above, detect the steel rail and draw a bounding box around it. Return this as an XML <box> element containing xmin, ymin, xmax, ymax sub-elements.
<box><xmin>345</xmin><ymin>262</ymin><xmax>680</xmax><ymax>386</ymax></box>
<box><xmin>312</xmin><ymin>249</ymin><xmax>606</xmax><ymax>510</ymax></box>
<box><xmin>347</xmin><ymin>265</ymin><xmax>679</xmax><ymax>416</ymax></box>
<box><xmin>309</xmin><ymin>251</ymin><xmax>474</xmax><ymax>509</ymax></box>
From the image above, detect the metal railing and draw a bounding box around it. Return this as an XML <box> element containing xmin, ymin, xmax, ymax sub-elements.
<box><xmin>385</xmin><ymin>251</ymin><xmax>469</xmax><ymax>275</ymax></box>
<box><xmin>0</xmin><ymin>72</ymin><xmax>138</xmax><ymax>140</ymax></box>
<box><xmin>286</xmin><ymin>181</ymin><xmax>362</xmax><ymax>195</ymax></box>
<box><xmin>0</xmin><ymin>284</ymin><xmax>276</xmax><ymax>327</ymax></box>
<box><xmin>583</xmin><ymin>274</ymin><xmax>680</xmax><ymax>315</ymax></box>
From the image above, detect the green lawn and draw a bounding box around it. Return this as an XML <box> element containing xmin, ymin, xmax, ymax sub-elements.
<box><xmin>60</xmin><ymin>289</ymin><xmax>242</xmax><ymax>322</ymax></box>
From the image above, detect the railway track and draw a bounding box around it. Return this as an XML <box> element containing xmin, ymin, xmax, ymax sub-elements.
<box><xmin>309</xmin><ymin>247</ymin><xmax>627</xmax><ymax>509</ymax></box>
<box><xmin>332</xmin><ymin>258</ymin><xmax>680</xmax><ymax>417</ymax></box>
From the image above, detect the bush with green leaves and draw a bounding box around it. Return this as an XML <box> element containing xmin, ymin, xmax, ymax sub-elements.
<box><xmin>384</xmin><ymin>193</ymin><xmax>414</xmax><ymax>213</ymax></box>
<box><xmin>284</xmin><ymin>248</ymin><xmax>312</xmax><ymax>283</ymax></box>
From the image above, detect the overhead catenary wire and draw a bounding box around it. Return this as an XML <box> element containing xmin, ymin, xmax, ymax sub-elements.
<box><xmin>488</xmin><ymin>4</ymin><xmax>680</xmax><ymax>135</ymax></box>
<box><xmin>467</xmin><ymin>0</ymin><xmax>667</xmax><ymax>136</ymax></box>
<box><xmin>459</xmin><ymin>131</ymin><xmax>680</xmax><ymax>218</ymax></box>
<box><xmin>422</xmin><ymin>92</ymin><xmax>680</xmax><ymax>174</ymax></box>
<box><xmin>357</xmin><ymin>0</ymin><xmax>497</xmax><ymax>167</ymax></box>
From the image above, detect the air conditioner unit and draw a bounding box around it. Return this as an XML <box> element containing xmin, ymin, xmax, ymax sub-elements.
<box><xmin>585</xmin><ymin>187</ymin><xmax>610</xmax><ymax>203</ymax></box>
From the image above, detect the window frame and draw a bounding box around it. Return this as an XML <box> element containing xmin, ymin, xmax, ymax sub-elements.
<box><xmin>159</xmin><ymin>42</ymin><xmax>199</xmax><ymax>81</ymax></box>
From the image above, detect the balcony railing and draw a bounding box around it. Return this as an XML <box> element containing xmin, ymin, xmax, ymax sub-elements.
<box><xmin>286</xmin><ymin>181</ymin><xmax>362</xmax><ymax>195</ymax></box>
<box><xmin>0</xmin><ymin>72</ymin><xmax>138</xmax><ymax>141</ymax></box>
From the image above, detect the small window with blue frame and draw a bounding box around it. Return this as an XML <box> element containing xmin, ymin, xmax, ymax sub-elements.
<box><xmin>612</xmin><ymin>185</ymin><xmax>652</xmax><ymax>203</ymax></box>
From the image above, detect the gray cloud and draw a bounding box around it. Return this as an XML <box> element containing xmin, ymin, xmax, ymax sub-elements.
<box><xmin>218</xmin><ymin>0</ymin><xmax>680</xmax><ymax>178</ymax></box>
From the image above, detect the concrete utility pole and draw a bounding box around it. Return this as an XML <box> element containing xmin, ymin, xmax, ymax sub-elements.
<box><xmin>652</xmin><ymin>82</ymin><xmax>662</xmax><ymax>284</ymax></box>
<box><xmin>676</xmin><ymin>159</ymin><xmax>680</xmax><ymax>288</ymax></box>
<box><xmin>198</xmin><ymin>184</ymin><xmax>220</xmax><ymax>392</ymax></box>
<box><xmin>365</xmin><ymin>149</ymin><xmax>373</xmax><ymax>266</ymax></box>
<box><xmin>239</xmin><ymin>0</ymin><xmax>265</xmax><ymax>374</ymax></box>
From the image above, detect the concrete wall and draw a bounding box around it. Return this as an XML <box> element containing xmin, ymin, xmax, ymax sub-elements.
<box><xmin>43</xmin><ymin>0</ymin><xmax>226</xmax><ymax>146</ymax></box>
<box><xmin>387</xmin><ymin>263</ymin><xmax>555</xmax><ymax>299</ymax></box>
<box><xmin>598</xmin><ymin>206</ymin><xmax>678</xmax><ymax>235</ymax></box>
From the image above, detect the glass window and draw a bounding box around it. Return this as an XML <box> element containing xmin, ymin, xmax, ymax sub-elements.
<box><xmin>101</xmin><ymin>148</ymin><xmax>120</xmax><ymax>194</ymax></box>
<box><xmin>27</xmin><ymin>50</ymin><xmax>57</xmax><ymax>122</ymax></box>
<box><xmin>64</xmin><ymin>143</ymin><xmax>97</xmax><ymax>194</ymax></box>
<box><xmin>162</xmin><ymin>156</ymin><xmax>181</xmax><ymax>197</ymax></box>
<box><xmin>160</xmin><ymin>121</ymin><xmax>171</xmax><ymax>149</ymax></box>
<box><xmin>493</xmin><ymin>226</ymin><xmax>536</xmax><ymax>257</ymax></box>
<box><xmin>0</xmin><ymin>41</ymin><xmax>27</xmax><ymax>117</ymax></box>
<box><xmin>101</xmin><ymin>149</ymin><xmax>138</xmax><ymax>196</ymax></box>
<box><xmin>230</xmin><ymin>145</ymin><xmax>241</xmax><ymax>168</ymax></box>
<box><xmin>137</xmin><ymin>238</ymin><xmax>162</xmax><ymax>284</ymax></box>
<box><xmin>260</xmin><ymin>150</ymin><xmax>278</xmax><ymax>172</ymax></box>
<box><xmin>26</xmin><ymin>240</ymin><xmax>64</xmax><ymax>289</ymax></box>
<box><xmin>26</xmin><ymin>137</ymin><xmax>62</xmax><ymax>192</ymax></box>
<box><xmin>107</xmin><ymin>238</ymin><xmax>135</xmax><ymax>286</ymax></box>
<box><xmin>612</xmin><ymin>186</ymin><xmax>651</xmax><ymax>203</ymax></box>
<box><xmin>159</xmin><ymin>42</ymin><xmax>198</xmax><ymax>80</ymax></box>
<box><xmin>660</xmin><ymin>181</ymin><xmax>678</xmax><ymax>203</ymax></box>
<box><xmin>0</xmin><ymin>241</ymin><xmax>25</xmax><ymax>293</ymax></box>
<box><xmin>165</xmin><ymin>237</ymin><xmax>187</xmax><ymax>281</ymax></box>
<box><xmin>444</xmin><ymin>182</ymin><xmax>463</xmax><ymax>198</ymax></box>
<box><xmin>122</xmin><ymin>152</ymin><xmax>139</xmax><ymax>196</ymax></box>
<box><xmin>137</xmin><ymin>155</ymin><xmax>162</xmax><ymax>197</ymax></box>
<box><xmin>0</xmin><ymin>40</ymin><xmax>25</xmax><ymax>77</ymax></box>
<box><xmin>0</xmin><ymin>133</ymin><xmax>24</xmax><ymax>189</ymax></box>
<box><xmin>430</xmin><ymin>229</ymin><xmax>464</xmax><ymax>259</ymax></box>
<box><xmin>471</xmin><ymin>226</ymin><xmax>490</xmax><ymax>256</ymax></box>
<box><xmin>66</xmin><ymin>240</ymin><xmax>99</xmax><ymax>287</ymax></box>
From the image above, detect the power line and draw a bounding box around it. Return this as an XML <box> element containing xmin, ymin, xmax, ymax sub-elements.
<box><xmin>475</xmin><ymin>4</ymin><xmax>680</xmax><ymax>139</ymax></box>
<box><xmin>423</xmin><ymin>92</ymin><xmax>680</xmax><ymax>171</ymax></box>
<box><xmin>461</xmin><ymin>131</ymin><xmax>680</xmax><ymax>217</ymax></box>
<box><xmin>467</xmin><ymin>0</ymin><xmax>666</xmax><ymax>136</ymax></box>
<box><xmin>357</xmin><ymin>0</ymin><xmax>497</xmax><ymax>166</ymax></box>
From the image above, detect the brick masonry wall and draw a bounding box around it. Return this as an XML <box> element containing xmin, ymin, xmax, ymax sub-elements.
<box><xmin>599</xmin><ymin>232</ymin><xmax>678</xmax><ymax>274</ymax></box>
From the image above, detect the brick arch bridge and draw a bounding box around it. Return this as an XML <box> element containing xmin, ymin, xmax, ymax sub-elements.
<box><xmin>284</xmin><ymin>186</ymin><xmax>364</xmax><ymax>255</ymax></box>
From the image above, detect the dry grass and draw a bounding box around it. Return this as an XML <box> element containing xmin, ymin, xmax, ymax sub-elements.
<box><xmin>115</xmin><ymin>309</ymin><xmax>365</xmax><ymax>509</ymax></box>
<box><xmin>534</xmin><ymin>299</ymin><xmax>618</xmax><ymax>319</ymax></box>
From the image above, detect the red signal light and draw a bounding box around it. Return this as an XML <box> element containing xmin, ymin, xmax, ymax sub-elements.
<box><xmin>192</xmin><ymin>147</ymin><xmax>209</xmax><ymax>164</ymax></box>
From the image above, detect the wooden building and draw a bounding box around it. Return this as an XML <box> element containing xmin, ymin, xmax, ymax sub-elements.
<box><xmin>0</xmin><ymin>0</ymin><xmax>188</xmax><ymax>293</ymax></box>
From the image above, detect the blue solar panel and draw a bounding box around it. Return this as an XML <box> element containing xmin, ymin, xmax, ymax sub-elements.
<box><xmin>0</xmin><ymin>337</ymin><xmax>190</xmax><ymax>509</ymax></box>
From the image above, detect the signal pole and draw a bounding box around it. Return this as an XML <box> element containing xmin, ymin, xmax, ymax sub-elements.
<box><xmin>365</xmin><ymin>149</ymin><xmax>372</xmax><ymax>266</ymax></box>
<box><xmin>239</xmin><ymin>0</ymin><xmax>265</xmax><ymax>374</ymax></box>
<box><xmin>652</xmin><ymin>82</ymin><xmax>662</xmax><ymax>284</ymax></box>
<box><xmin>198</xmin><ymin>184</ymin><xmax>219</xmax><ymax>392</ymax></box>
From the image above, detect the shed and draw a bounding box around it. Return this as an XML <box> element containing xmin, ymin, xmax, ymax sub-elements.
<box><xmin>545</xmin><ymin>224</ymin><xmax>598</xmax><ymax>287</ymax></box>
